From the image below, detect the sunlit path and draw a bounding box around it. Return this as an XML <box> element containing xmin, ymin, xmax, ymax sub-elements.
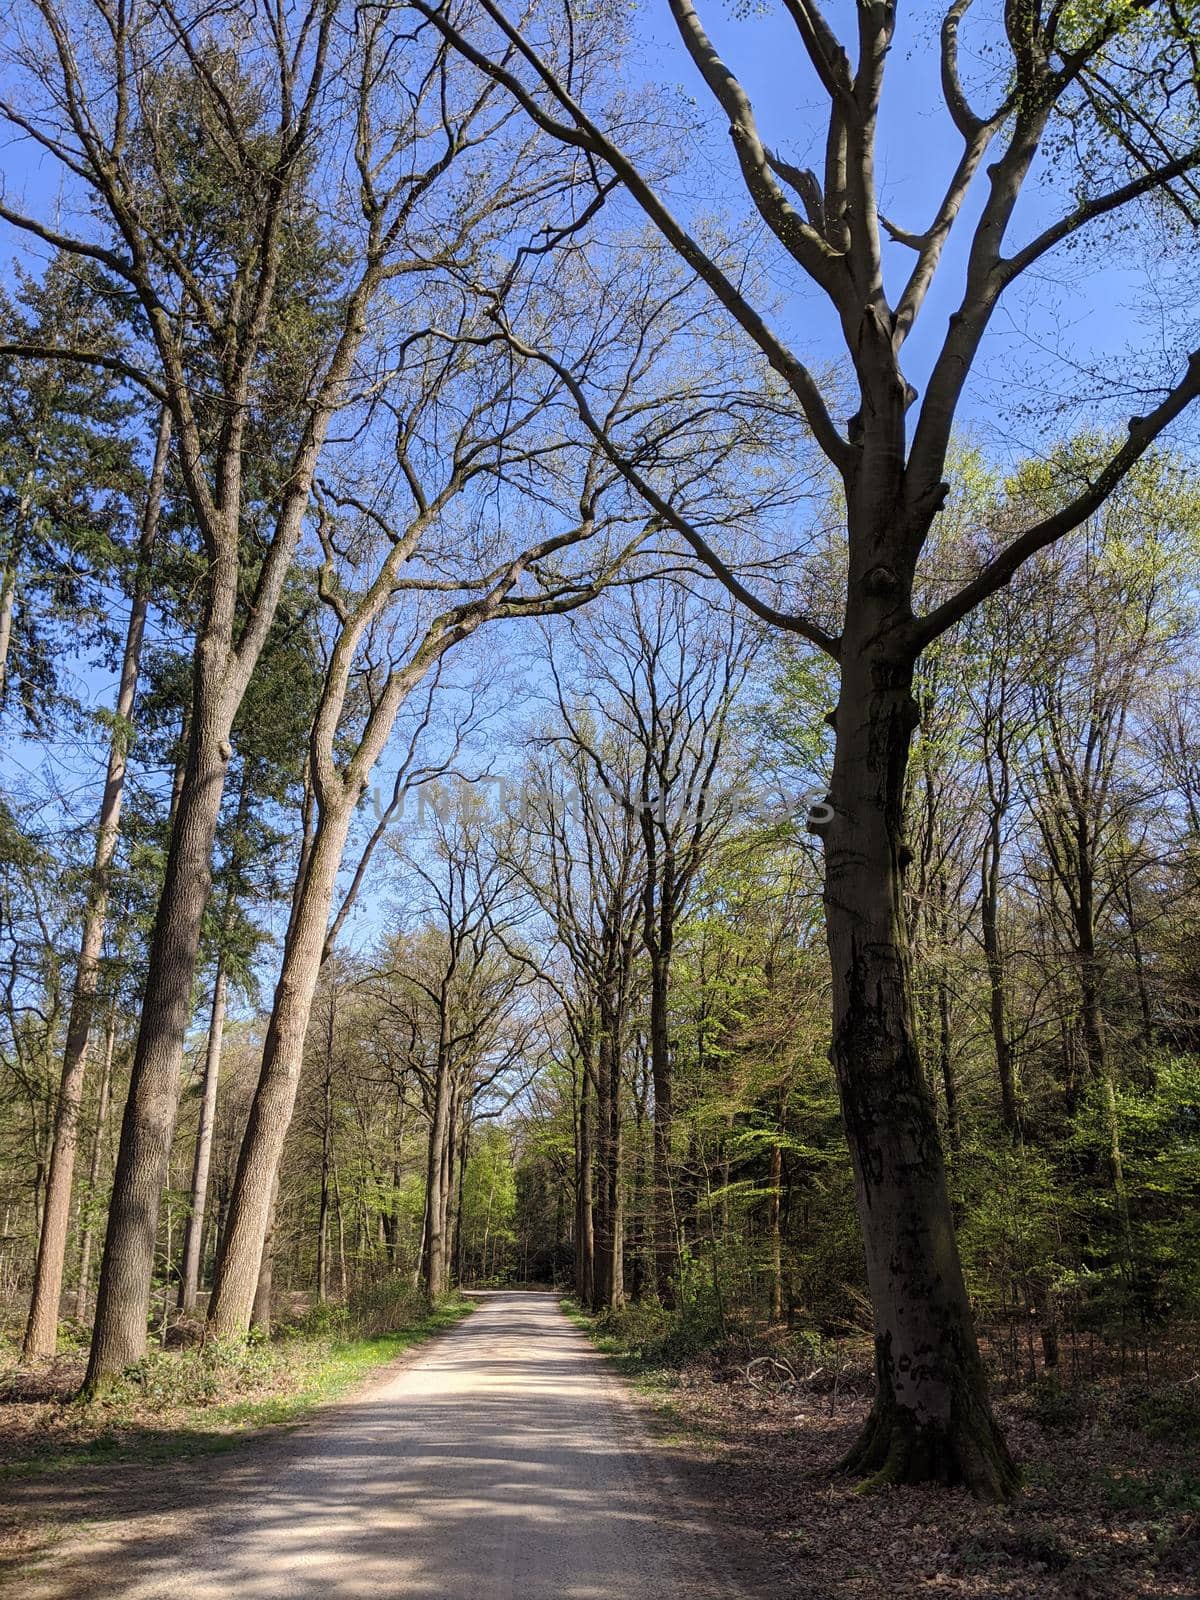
<box><xmin>21</xmin><ymin>1293</ymin><xmax>755</xmax><ymax>1600</ymax></box>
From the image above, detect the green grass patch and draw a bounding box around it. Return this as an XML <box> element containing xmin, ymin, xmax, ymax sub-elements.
<box><xmin>559</xmin><ymin>1295</ymin><xmax>673</xmax><ymax>1376</ymax></box>
<box><xmin>559</xmin><ymin>1296</ymin><xmax>704</xmax><ymax>1440</ymax></box>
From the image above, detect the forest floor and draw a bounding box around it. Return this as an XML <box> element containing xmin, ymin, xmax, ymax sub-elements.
<box><xmin>566</xmin><ymin>1301</ymin><xmax>1200</xmax><ymax>1599</ymax></box>
<box><xmin>2</xmin><ymin>1290</ymin><xmax>1196</xmax><ymax>1598</ymax></box>
<box><xmin>0</xmin><ymin>1292</ymin><xmax>475</xmax><ymax>1580</ymax></box>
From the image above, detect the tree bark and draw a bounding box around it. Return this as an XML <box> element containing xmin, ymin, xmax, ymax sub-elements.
<box><xmin>83</xmin><ymin>679</ymin><xmax>235</xmax><ymax>1389</ymax></box>
<box><xmin>25</xmin><ymin>408</ymin><xmax>169</xmax><ymax>1361</ymax></box>
<box><xmin>207</xmin><ymin>813</ymin><xmax>354</xmax><ymax>1335</ymax></box>
<box><xmin>574</xmin><ymin>1023</ymin><xmax>595</xmax><ymax>1304</ymax></box>
<box><xmin>423</xmin><ymin>1045</ymin><xmax>454</xmax><ymax>1300</ymax></box>
<box><xmin>0</xmin><ymin>536</ymin><xmax>18</xmax><ymax>702</ymax></box>
<box><xmin>648</xmin><ymin>949</ymin><xmax>675</xmax><ymax>1303</ymax></box>
<box><xmin>73</xmin><ymin>1006</ymin><xmax>117</xmax><ymax>1323</ymax></box>
<box><xmin>0</xmin><ymin>465</ymin><xmax>38</xmax><ymax>706</ymax></box>
<box><xmin>84</xmin><ymin>252</ymin><xmax>373</xmax><ymax>1388</ymax></box>
<box><xmin>591</xmin><ymin>985</ymin><xmax>624</xmax><ymax>1311</ymax></box>
<box><xmin>178</xmin><ymin>957</ymin><xmax>228</xmax><ymax>1312</ymax></box>
<box><xmin>250</xmin><ymin>1175</ymin><xmax>278</xmax><ymax>1335</ymax></box>
<box><xmin>819</xmin><ymin>638</ymin><xmax>1016</xmax><ymax>1500</ymax></box>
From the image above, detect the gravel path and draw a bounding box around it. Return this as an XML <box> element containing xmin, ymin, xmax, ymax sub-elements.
<box><xmin>17</xmin><ymin>1291</ymin><xmax>759</xmax><ymax>1599</ymax></box>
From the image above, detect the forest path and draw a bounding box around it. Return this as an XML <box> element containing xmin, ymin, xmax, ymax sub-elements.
<box><xmin>17</xmin><ymin>1290</ymin><xmax>760</xmax><ymax>1599</ymax></box>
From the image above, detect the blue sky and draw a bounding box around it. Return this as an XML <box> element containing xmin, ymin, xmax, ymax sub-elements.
<box><xmin>2</xmin><ymin>0</ymin><xmax>1197</xmax><ymax>1000</ymax></box>
<box><xmin>623</xmin><ymin>0</ymin><xmax>1189</xmax><ymax>460</ymax></box>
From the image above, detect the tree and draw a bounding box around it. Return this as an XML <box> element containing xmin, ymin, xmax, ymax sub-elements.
<box><xmin>22</xmin><ymin>404</ymin><xmax>168</xmax><ymax>1359</ymax></box>
<box><xmin>177</xmin><ymin>598</ymin><xmax>319</xmax><ymax>1313</ymax></box>
<box><xmin>0</xmin><ymin>798</ymin><xmax>75</xmax><ymax>1267</ymax></box>
<box><xmin>205</xmin><ymin>307</ymin><xmax>640</xmax><ymax>1331</ymax></box>
<box><xmin>416</xmin><ymin>0</ymin><xmax>1200</xmax><ymax>1494</ymax></box>
<box><xmin>547</xmin><ymin>584</ymin><xmax>759</xmax><ymax>1299</ymax></box>
<box><xmin>355</xmin><ymin>797</ymin><xmax>541</xmax><ymax>1300</ymax></box>
<box><xmin>1009</xmin><ymin>450</ymin><xmax>1196</xmax><ymax>1278</ymax></box>
<box><xmin>204</xmin><ymin>118</ymin><xmax>772</xmax><ymax>1329</ymax></box>
<box><xmin>516</xmin><ymin>711</ymin><xmax>647</xmax><ymax>1309</ymax></box>
<box><xmin>0</xmin><ymin>256</ymin><xmax>140</xmax><ymax>727</ymax></box>
<box><xmin>0</xmin><ymin>0</ymin><xmax>571</xmax><ymax>1386</ymax></box>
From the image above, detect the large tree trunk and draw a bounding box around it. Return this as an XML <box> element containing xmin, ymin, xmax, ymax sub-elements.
<box><xmin>84</xmin><ymin>370</ymin><xmax>333</xmax><ymax>1387</ymax></box>
<box><xmin>207</xmin><ymin>811</ymin><xmax>353</xmax><ymax>1335</ymax></box>
<box><xmin>83</xmin><ymin>687</ymin><xmax>234</xmax><ymax>1390</ymax></box>
<box><xmin>73</xmin><ymin>1007</ymin><xmax>117</xmax><ymax>1323</ymax></box>
<box><xmin>24</xmin><ymin>411</ymin><xmax>169</xmax><ymax>1362</ymax></box>
<box><xmin>591</xmin><ymin>987</ymin><xmax>624</xmax><ymax>1311</ymax></box>
<box><xmin>648</xmin><ymin>950</ymin><xmax>675</xmax><ymax>1304</ymax></box>
<box><xmin>177</xmin><ymin>957</ymin><xmax>228</xmax><ymax>1312</ymax></box>
<box><xmin>250</xmin><ymin>1176</ymin><xmax>278</xmax><ymax>1335</ymax></box>
<box><xmin>981</xmin><ymin>809</ymin><xmax>1021</xmax><ymax>1140</ymax></box>
<box><xmin>423</xmin><ymin>1051</ymin><xmax>453</xmax><ymax>1300</ymax></box>
<box><xmin>179</xmin><ymin>759</ymin><xmax>252</xmax><ymax>1313</ymax></box>
<box><xmin>819</xmin><ymin>639</ymin><xmax>1016</xmax><ymax>1500</ymax></box>
<box><xmin>574</xmin><ymin>1024</ymin><xmax>595</xmax><ymax>1304</ymax></box>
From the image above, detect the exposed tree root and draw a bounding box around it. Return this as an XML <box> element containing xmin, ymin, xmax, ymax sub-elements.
<box><xmin>836</xmin><ymin>1394</ymin><xmax>1020</xmax><ymax>1502</ymax></box>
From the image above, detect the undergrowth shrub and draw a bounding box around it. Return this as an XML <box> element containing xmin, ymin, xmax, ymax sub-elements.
<box><xmin>285</xmin><ymin>1300</ymin><xmax>350</xmax><ymax>1340</ymax></box>
<box><xmin>1112</xmin><ymin>1378</ymin><xmax>1200</xmax><ymax>1442</ymax></box>
<box><xmin>592</xmin><ymin>1300</ymin><xmax>674</xmax><ymax>1359</ymax></box>
<box><xmin>107</xmin><ymin>1337</ymin><xmax>287</xmax><ymax>1408</ymax></box>
<box><xmin>1029</xmin><ymin>1375</ymin><xmax>1091</xmax><ymax>1435</ymax></box>
<box><xmin>281</xmin><ymin>1276</ymin><xmax>434</xmax><ymax>1341</ymax></box>
<box><xmin>347</xmin><ymin>1277</ymin><xmax>430</xmax><ymax>1337</ymax></box>
<box><xmin>1099</xmin><ymin>1466</ymin><xmax>1200</xmax><ymax>1514</ymax></box>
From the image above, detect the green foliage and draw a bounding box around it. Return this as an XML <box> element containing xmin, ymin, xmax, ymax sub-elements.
<box><xmin>105</xmin><ymin>1338</ymin><xmax>286</xmax><ymax>1409</ymax></box>
<box><xmin>663</xmin><ymin>1247</ymin><xmax>729</xmax><ymax>1357</ymax></box>
<box><xmin>462</xmin><ymin>1126</ymin><xmax>519</xmax><ymax>1282</ymax></box>
<box><xmin>590</xmin><ymin>1299</ymin><xmax>676</xmax><ymax>1362</ymax></box>
<box><xmin>1098</xmin><ymin>1466</ymin><xmax>1200</xmax><ymax>1515</ymax></box>
<box><xmin>1029</xmin><ymin>1376</ymin><xmax>1091</xmax><ymax>1435</ymax></box>
<box><xmin>1111</xmin><ymin>1379</ymin><xmax>1200</xmax><ymax>1444</ymax></box>
<box><xmin>345</xmin><ymin>1277</ymin><xmax>437</xmax><ymax>1339</ymax></box>
<box><xmin>287</xmin><ymin>1300</ymin><xmax>351</xmax><ymax>1340</ymax></box>
<box><xmin>0</xmin><ymin>253</ymin><xmax>144</xmax><ymax>729</ymax></box>
<box><xmin>955</xmin><ymin>1523</ymin><xmax>1072</xmax><ymax>1574</ymax></box>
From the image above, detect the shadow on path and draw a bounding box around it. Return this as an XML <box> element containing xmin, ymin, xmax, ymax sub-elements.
<box><xmin>8</xmin><ymin>1292</ymin><xmax>773</xmax><ymax>1600</ymax></box>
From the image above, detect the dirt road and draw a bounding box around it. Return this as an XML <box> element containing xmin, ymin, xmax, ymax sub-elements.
<box><xmin>17</xmin><ymin>1291</ymin><xmax>762</xmax><ymax>1599</ymax></box>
